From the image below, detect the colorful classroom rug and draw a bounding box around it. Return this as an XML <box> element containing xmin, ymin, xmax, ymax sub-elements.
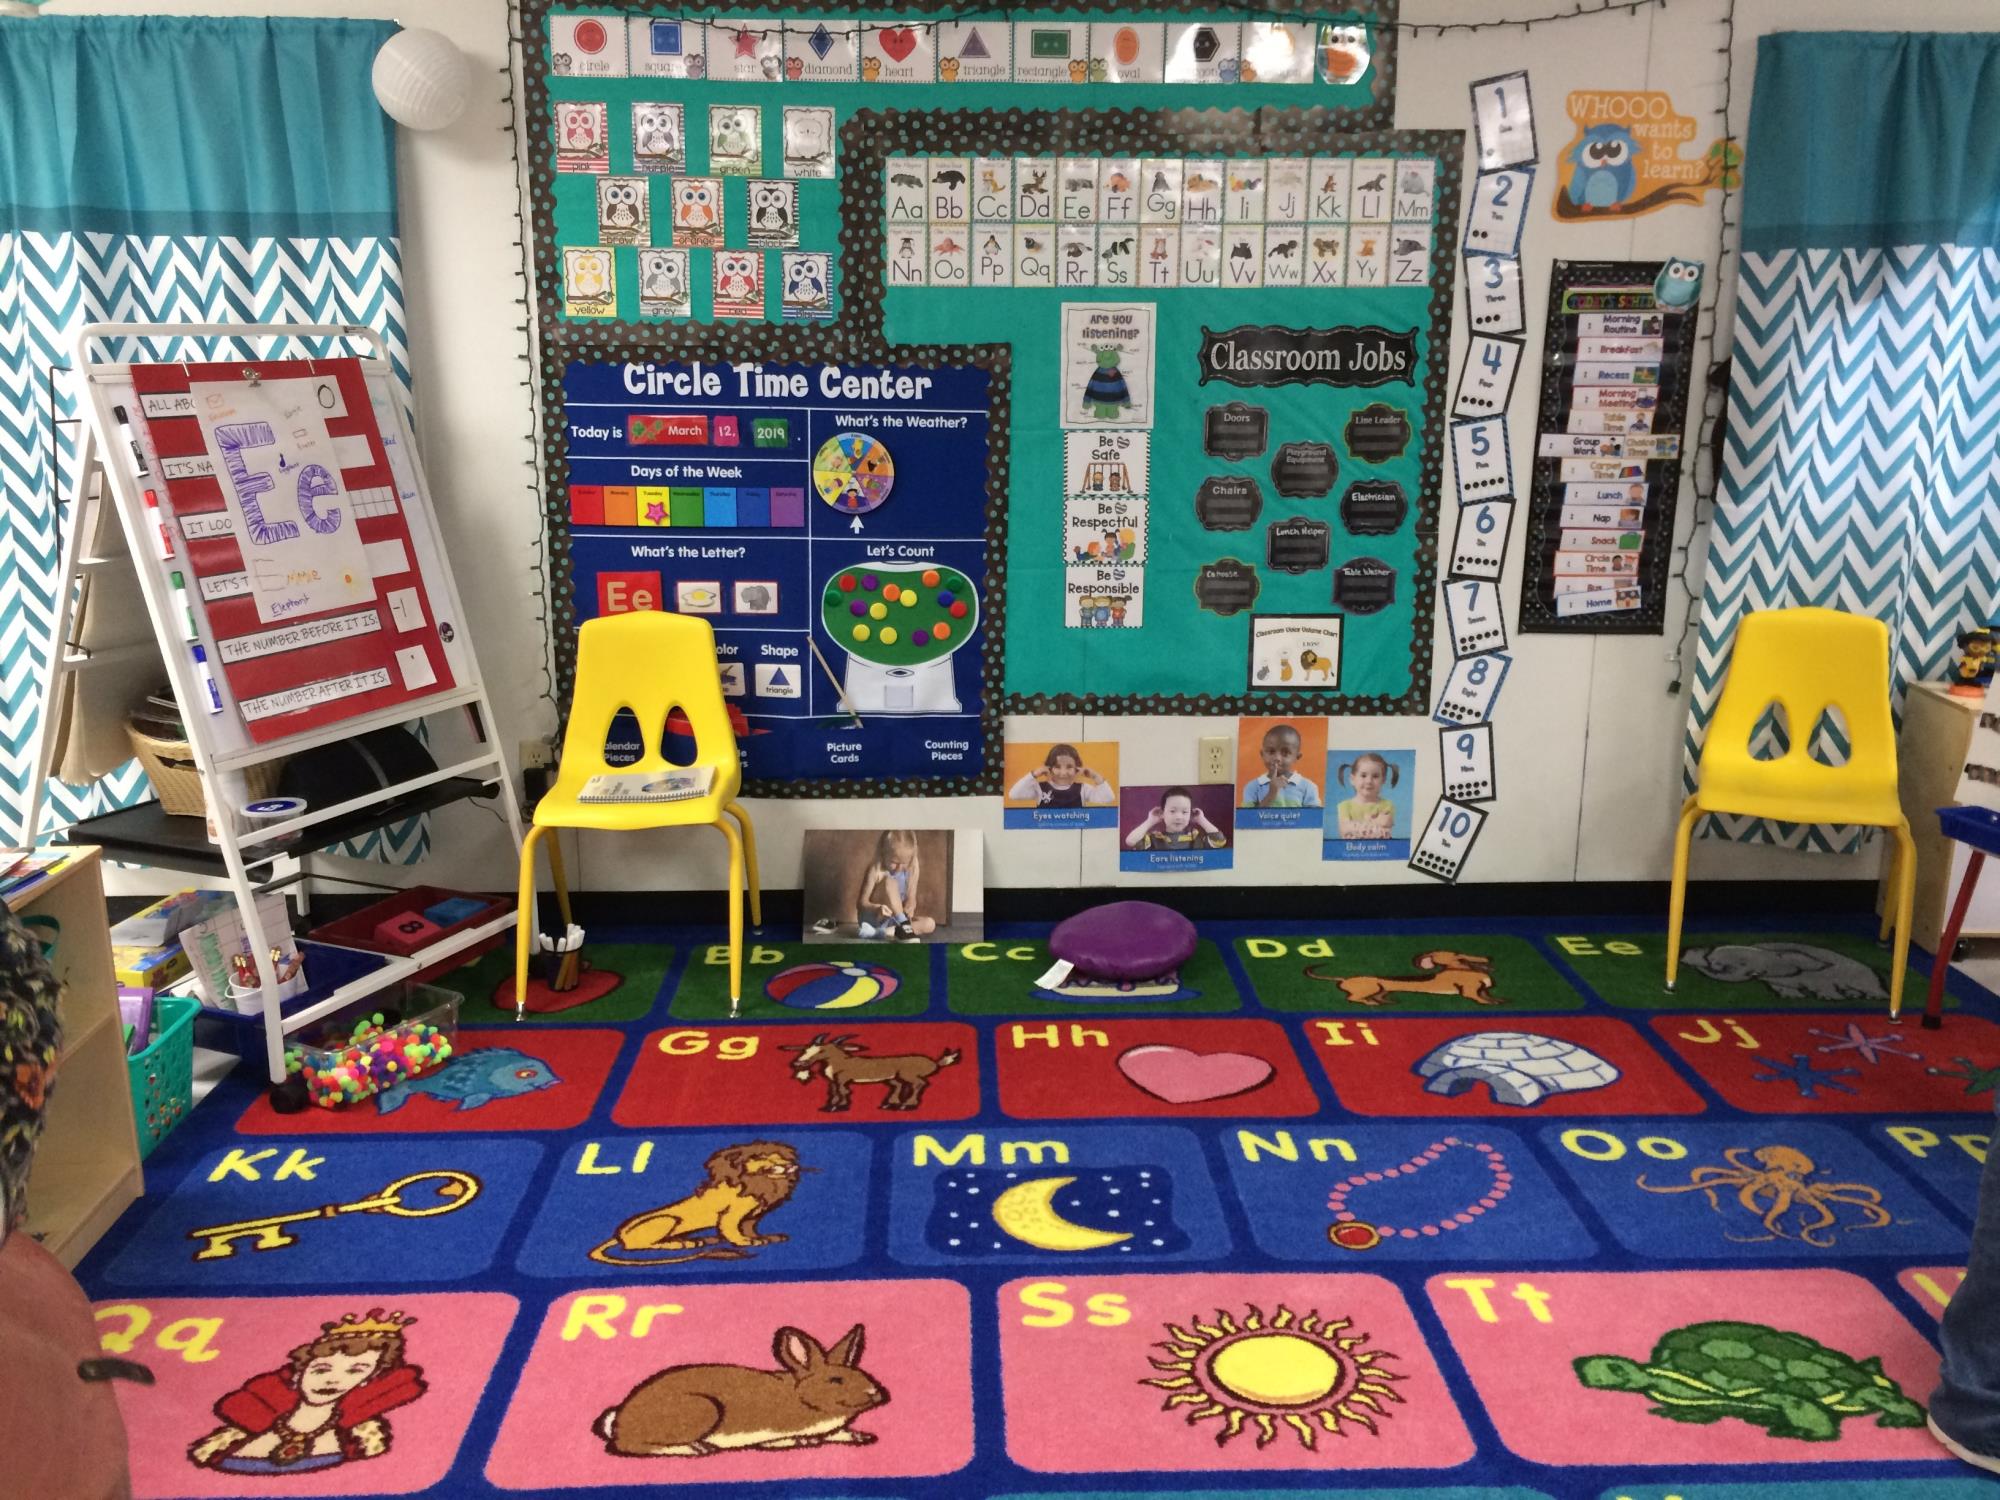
<box><xmin>73</xmin><ymin>915</ymin><xmax>2000</xmax><ymax>1499</ymax></box>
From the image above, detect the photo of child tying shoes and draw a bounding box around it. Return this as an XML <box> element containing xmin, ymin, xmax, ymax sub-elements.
<box><xmin>803</xmin><ymin>829</ymin><xmax>981</xmax><ymax>943</ymax></box>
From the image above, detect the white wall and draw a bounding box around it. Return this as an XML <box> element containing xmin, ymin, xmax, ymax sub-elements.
<box><xmin>49</xmin><ymin>0</ymin><xmax>1998</xmax><ymax>895</ymax></box>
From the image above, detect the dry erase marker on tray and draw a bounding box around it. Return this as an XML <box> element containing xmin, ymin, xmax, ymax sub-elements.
<box><xmin>191</xmin><ymin>644</ymin><xmax>223</xmax><ymax>714</ymax></box>
<box><xmin>167</xmin><ymin>571</ymin><xmax>198</xmax><ymax>640</ymax></box>
<box><xmin>110</xmin><ymin>405</ymin><xmax>150</xmax><ymax>478</ymax></box>
<box><xmin>141</xmin><ymin>489</ymin><xmax>174</xmax><ymax>561</ymax></box>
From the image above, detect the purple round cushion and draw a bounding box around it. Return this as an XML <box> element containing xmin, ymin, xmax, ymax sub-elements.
<box><xmin>1049</xmin><ymin>901</ymin><xmax>1197</xmax><ymax>981</ymax></box>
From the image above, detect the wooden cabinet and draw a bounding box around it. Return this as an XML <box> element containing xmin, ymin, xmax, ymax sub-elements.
<box><xmin>6</xmin><ymin>847</ymin><xmax>142</xmax><ymax>1266</ymax></box>
<box><xmin>1890</xmin><ymin>682</ymin><xmax>2000</xmax><ymax>955</ymax></box>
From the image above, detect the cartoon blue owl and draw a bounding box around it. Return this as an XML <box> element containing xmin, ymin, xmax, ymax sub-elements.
<box><xmin>1566</xmin><ymin>123</ymin><xmax>1638</xmax><ymax>208</ymax></box>
<box><xmin>1654</xmin><ymin>256</ymin><xmax>1704</xmax><ymax>307</ymax></box>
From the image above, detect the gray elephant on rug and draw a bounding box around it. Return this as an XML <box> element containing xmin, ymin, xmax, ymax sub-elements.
<box><xmin>1680</xmin><ymin>942</ymin><xmax>1887</xmax><ymax>1002</ymax></box>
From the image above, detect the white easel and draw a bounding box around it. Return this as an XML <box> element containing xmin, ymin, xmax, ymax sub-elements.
<box><xmin>23</xmin><ymin>323</ymin><xmax>525</xmax><ymax>1093</ymax></box>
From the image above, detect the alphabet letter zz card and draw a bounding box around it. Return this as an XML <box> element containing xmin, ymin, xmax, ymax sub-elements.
<box><xmin>131</xmin><ymin>358</ymin><xmax>454</xmax><ymax>742</ymax></box>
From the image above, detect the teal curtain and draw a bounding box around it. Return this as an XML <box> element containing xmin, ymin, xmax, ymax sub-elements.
<box><xmin>1686</xmin><ymin>31</ymin><xmax>2000</xmax><ymax>850</ymax></box>
<box><xmin>0</xmin><ymin>17</ymin><xmax>425</xmax><ymax>861</ymax></box>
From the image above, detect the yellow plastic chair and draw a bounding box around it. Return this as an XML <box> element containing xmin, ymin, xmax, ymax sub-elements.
<box><xmin>1666</xmin><ymin>606</ymin><xmax>1915</xmax><ymax>1015</ymax></box>
<box><xmin>516</xmin><ymin>611</ymin><xmax>761</xmax><ymax>1015</ymax></box>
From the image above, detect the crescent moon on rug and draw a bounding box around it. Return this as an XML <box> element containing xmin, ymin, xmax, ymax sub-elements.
<box><xmin>989</xmin><ymin>1175</ymin><xmax>1134</xmax><ymax>1252</ymax></box>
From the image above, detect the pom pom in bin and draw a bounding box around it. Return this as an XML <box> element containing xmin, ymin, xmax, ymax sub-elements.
<box><xmin>287</xmin><ymin>985</ymin><xmax>462</xmax><ymax>1109</ymax></box>
<box><xmin>1049</xmin><ymin>900</ymin><xmax>1197</xmax><ymax>982</ymax></box>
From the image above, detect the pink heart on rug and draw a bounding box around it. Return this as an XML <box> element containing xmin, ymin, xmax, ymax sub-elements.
<box><xmin>877</xmin><ymin>25</ymin><xmax>918</xmax><ymax>61</ymax></box>
<box><xmin>1117</xmin><ymin>1044</ymin><xmax>1274</xmax><ymax>1103</ymax></box>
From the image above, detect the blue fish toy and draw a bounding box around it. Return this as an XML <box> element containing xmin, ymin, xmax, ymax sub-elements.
<box><xmin>374</xmin><ymin>1046</ymin><xmax>561</xmax><ymax>1114</ymax></box>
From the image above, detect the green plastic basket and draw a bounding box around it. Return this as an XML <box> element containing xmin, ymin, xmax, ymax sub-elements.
<box><xmin>127</xmin><ymin>994</ymin><xmax>198</xmax><ymax>1160</ymax></box>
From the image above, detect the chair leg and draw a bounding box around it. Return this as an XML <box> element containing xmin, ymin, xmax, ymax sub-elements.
<box><xmin>715</xmin><ymin>816</ymin><xmax>746</xmax><ymax>1018</ymax></box>
<box><xmin>1878</xmin><ymin>830</ymin><xmax>1900</xmax><ymax>943</ymax></box>
<box><xmin>1928</xmin><ymin>848</ymin><xmax>1984</xmax><ymax>1030</ymax></box>
<box><xmin>1889</xmin><ymin>820</ymin><xmax>1918</xmax><ymax>1021</ymax></box>
<box><xmin>727</xmin><ymin>800</ymin><xmax>762</xmax><ymax>929</ymax></box>
<box><xmin>1664</xmin><ymin>796</ymin><xmax>1702</xmax><ymax>991</ymax></box>
<box><xmin>515</xmin><ymin>825</ymin><xmax>550</xmax><ymax>1022</ymax></box>
<box><xmin>545</xmin><ymin>827</ymin><xmax>574</xmax><ymax>929</ymax></box>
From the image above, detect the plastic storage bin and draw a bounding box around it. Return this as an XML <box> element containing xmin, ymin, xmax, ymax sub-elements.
<box><xmin>127</xmin><ymin>994</ymin><xmax>199</xmax><ymax>1159</ymax></box>
<box><xmin>190</xmin><ymin>940</ymin><xmax>392</xmax><ymax>1063</ymax></box>
<box><xmin>307</xmin><ymin>886</ymin><xmax>509</xmax><ymax>984</ymax></box>
<box><xmin>289</xmin><ymin>983</ymin><xmax>462</xmax><ymax>1109</ymax></box>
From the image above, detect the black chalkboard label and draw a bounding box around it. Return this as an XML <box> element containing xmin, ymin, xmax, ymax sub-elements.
<box><xmin>1345</xmin><ymin>402</ymin><xmax>1413</xmax><ymax>462</ymax></box>
<box><xmin>1271</xmin><ymin>441</ymin><xmax>1338</xmax><ymax>498</ymax></box>
<box><xmin>1266</xmin><ymin>516</ymin><xmax>1331</xmax><ymax>574</ymax></box>
<box><xmin>1333</xmin><ymin>556</ymin><xmax>1397</xmax><ymax>614</ymax></box>
<box><xmin>1341</xmin><ymin>479</ymin><xmax>1409</xmax><ymax>535</ymax></box>
<box><xmin>1203</xmin><ymin>401</ymin><xmax>1270</xmax><ymax>460</ymax></box>
<box><xmin>1194</xmin><ymin>557</ymin><xmax>1262</xmax><ymax>616</ymax></box>
<box><xmin>1195</xmin><ymin>475</ymin><xmax>1263</xmax><ymax>531</ymax></box>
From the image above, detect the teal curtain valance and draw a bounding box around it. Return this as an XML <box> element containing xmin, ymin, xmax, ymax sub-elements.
<box><xmin>0</xmin><ymin>16</ymin><xmax>398</xmax><ymax>236</ymax></box>
<box><xmin>1743</xmin><ymin>31</ymin><xmax>2000</xmax><ymax>254</ymax></box>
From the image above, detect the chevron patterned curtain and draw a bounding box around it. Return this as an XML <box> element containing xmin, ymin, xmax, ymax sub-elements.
<box><xmin>0</xmin><ymin>17</ymin><xmax>428</xmax><ymax>861</ymax></box>
<box><xmin>1685</xmin><ymin>31</ymin><xmax>2000</xmax><ymax>851</ymax></box>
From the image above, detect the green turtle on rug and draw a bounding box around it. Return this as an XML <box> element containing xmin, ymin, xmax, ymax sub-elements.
<box><xmin>1573</xmin><ymin>1320</ymin><xmax>1925</xmax><ymax>1441</ymax></box>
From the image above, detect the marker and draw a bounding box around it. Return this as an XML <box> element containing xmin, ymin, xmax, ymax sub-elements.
<box><xmin>109</xmin><ymin>404</ymin><xmax>150</xmax><ymax>478</ymax></box>
<box><xmin>190</xmin><ymin>644</ymin><xmax>223</xmax><ymax>714</ymax></box>
<box><xmin>141</xmin><ymin>489</ymin><xmax>175</xmax><ymax>561</ymax></box>
<box><xmin>167</xmin><ymin>571</ymin><xmax>198</xmax><ymax>640</ymax></box>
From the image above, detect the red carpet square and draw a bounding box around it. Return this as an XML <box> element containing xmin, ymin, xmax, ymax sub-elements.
<box><xmin>1307</xmin><ymin>1016</ymin><xmax>1704</xmax><ymax>1116</ymax></box>
<box><xmin>1650</xmin><ymin>1012</ymin><xmax>2000</xmax><ymax>1113</ymax></box>
<box><xmin>994</xmin><ymin>1017</ymin><xmax>1320</xmax><ymax>1118</ymax></box>
<box><xmin>236</xmin><ymin>1030</ymin><xmax>624</xmax><ymax>1134</ymax></box>
<box><xmin>614</xmin><ymin>1021</ymin><xmax>979</xmax><ymax>1127</ymax></box>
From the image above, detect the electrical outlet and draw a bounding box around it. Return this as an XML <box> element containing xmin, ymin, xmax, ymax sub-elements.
<box><xmin>518</xmin><ymin>739</ymin><xmax>554</xmax><ymax>771</ymax></box>
<box><xmin>1198</xmin><ymin>736</ymin><xmax>1232</xmax><ymax>785</ymax></box>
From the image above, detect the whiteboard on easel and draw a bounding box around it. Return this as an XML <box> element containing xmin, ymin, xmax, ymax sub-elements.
<box><xmin>84</xmin><ymin>350</ymin><xmax>480</xmax><ymax>769</ymax></box>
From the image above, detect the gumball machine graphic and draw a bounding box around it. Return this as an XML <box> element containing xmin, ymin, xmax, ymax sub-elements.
<box><xmin>821</xmin><ymin>564</ymin><xmax>980</xmax><ymax>713</ymax></box>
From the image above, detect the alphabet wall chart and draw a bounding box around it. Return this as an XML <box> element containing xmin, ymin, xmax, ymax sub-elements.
<box><xmin>526</xmin><ymin>3</ymin><xmax>1443</xmax><ymax>792</ymax></box>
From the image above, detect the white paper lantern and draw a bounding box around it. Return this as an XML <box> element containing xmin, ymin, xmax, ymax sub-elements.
<box><xmin>372</xmin><ymin>27</ymin><xmax>471</xmax><ymax>131</ymax></box>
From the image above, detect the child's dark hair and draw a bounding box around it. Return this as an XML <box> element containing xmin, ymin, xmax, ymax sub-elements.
<box><xmin>1045</xmin><ymin>743</ymin><xmax>1081</xmax><ymax>768</ymax></box>
<box><xmin>1261</xmin><ymin>723</ymin><xmax>1302</xmax><ymax>750</ymax></box>
<box><xmin>1160</xmin><ymin>785</ymin><xmax>1194</xmax><ymax>806</ymax></box>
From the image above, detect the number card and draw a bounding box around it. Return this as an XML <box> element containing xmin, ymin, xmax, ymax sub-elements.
<box><xmin>1439</xmin><ymin>722</ymin><xmax>1497</xmax><ymax>802</ymax></box>
<box><xmin>1470</xmin><ymin>70</ymin><xmax>1537</xmax><ymax>170</ymax></box>
<box><xmin>1444</xmin><ymin>578</ymin><xmax>1508</xmax><ymax>657</ymax></box>
<box><xmin>1463</xmin><ymin>167</ymin><xmax>1534</xmax><ymax>255</ymax></box>
<box><xmin>1448</xmin><ymin>499</ymin><xmax>1513</xmax><ymax>581</ymax></box>
<box><xmin>1452</xmin><ymin>334</ymin><xmax>1523</xmax><ymax>418</ymax></box>
<box><xmin>1409</xmin><ymin>797</ymin><xmax>1489</xmax><ymax>883</ymax></box>
<box><xmin>1464</xmin><ymin>252</ymin><xmax>1525</xmax><ymax>336</ymax></box>
<box><xmin>1451</xmin><ymin>416</ymin><xmax>1513</xmax><ymax>502</ymax></box>
<box><xmin>1433</xmin><ymin>650</ymin><xmax>1511</xmax><ymax>726</ymax></box>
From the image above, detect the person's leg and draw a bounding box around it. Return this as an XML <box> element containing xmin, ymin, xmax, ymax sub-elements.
<box><xmin>1931</xmin><ymin>1094</ymin><xmax>2000</xmax><ymax>1470</ymax></box>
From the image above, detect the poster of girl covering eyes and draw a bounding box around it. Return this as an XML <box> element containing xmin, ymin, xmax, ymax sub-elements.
<box><xmin>1322</xmin><ymin>748</ymin><xmax>1415</xmax><ymax>861</ymax></box>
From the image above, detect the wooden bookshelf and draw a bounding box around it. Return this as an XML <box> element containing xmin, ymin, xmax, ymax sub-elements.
<box><xmin>5</xmin><ymin>848</ymin><xmax>143</xmax><ymax>1267</ymax></box>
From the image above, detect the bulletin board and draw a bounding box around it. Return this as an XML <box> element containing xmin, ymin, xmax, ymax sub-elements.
<box><xmin>524</xmin><ymin>2</ymin><xmax>1429</xmax><ymax>793</ymax></box>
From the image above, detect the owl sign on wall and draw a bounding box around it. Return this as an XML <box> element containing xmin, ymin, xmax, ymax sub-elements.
<box><xmin>1553</xmin><ymin>91</ymin><xmax>1742</xmax><ymax>222</ymax></box>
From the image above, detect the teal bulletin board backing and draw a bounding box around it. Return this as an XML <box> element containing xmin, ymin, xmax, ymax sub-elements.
<box><xmin>885</xmin><ymin>278</ymin><xmax>1433</xmax><ymax>707</ymax></box>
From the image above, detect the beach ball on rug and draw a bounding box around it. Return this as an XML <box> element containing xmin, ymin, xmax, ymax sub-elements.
<box><xmin>764</xmin><ymin>961</ymin><xmax>900</xmax><ymax>1010</ymax></box>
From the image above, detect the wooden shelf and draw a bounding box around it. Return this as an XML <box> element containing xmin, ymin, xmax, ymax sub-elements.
<box><xmin>7</xmin><ymin>849</ymin><xmax>144</xmax><ymax>1268</ymax></box>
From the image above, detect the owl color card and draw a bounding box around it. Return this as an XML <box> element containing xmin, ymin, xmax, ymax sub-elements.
<box><xmin>711</xmin><ymin>248</ymin><xmax>766</xmax><ymax>319</ymax></box>
<box><xmin>1517</xmin><ymin>259</ymin><xmax>1702</xmax><ymax>634</ymax></box>
<box><xmin>670</xmin><ymin>177</ymin><xmax>724</xmax><ymax>247</ymax></box>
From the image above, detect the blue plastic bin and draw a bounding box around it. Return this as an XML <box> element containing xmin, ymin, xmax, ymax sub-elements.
<box><xmin>190</xmin><ymin>940</ymin><xmax>393</xmax><ymax>1063</ymax></box>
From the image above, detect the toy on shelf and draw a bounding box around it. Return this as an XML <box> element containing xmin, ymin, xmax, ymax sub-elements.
<box><xmin>285</xmin><ymin>987</ymin><xmax>460</xmax><ymax>1109</ymax></box>
<box><xmin>1949</xmin><ymin>627</ymin><xmax>1998</xmax><ymax>697</ymax></box>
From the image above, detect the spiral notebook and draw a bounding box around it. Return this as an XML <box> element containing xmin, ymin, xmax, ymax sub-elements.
<box><xmin>577</xmin><ymin>767</ymin><xmax>715</xmax><ymax>803</ymax></box>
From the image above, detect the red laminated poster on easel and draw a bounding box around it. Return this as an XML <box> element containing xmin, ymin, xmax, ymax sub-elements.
<box><xmin>129</xmin><ymin>358</ymin><xmax>454</xmax><ymax>742</ymax></box>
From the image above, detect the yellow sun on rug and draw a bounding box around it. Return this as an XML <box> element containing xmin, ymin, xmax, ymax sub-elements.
<box><xmin>1141</xmin><ymin>1304</ymin><xmax>1403</xmax><ymax>1449</ymax></box>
